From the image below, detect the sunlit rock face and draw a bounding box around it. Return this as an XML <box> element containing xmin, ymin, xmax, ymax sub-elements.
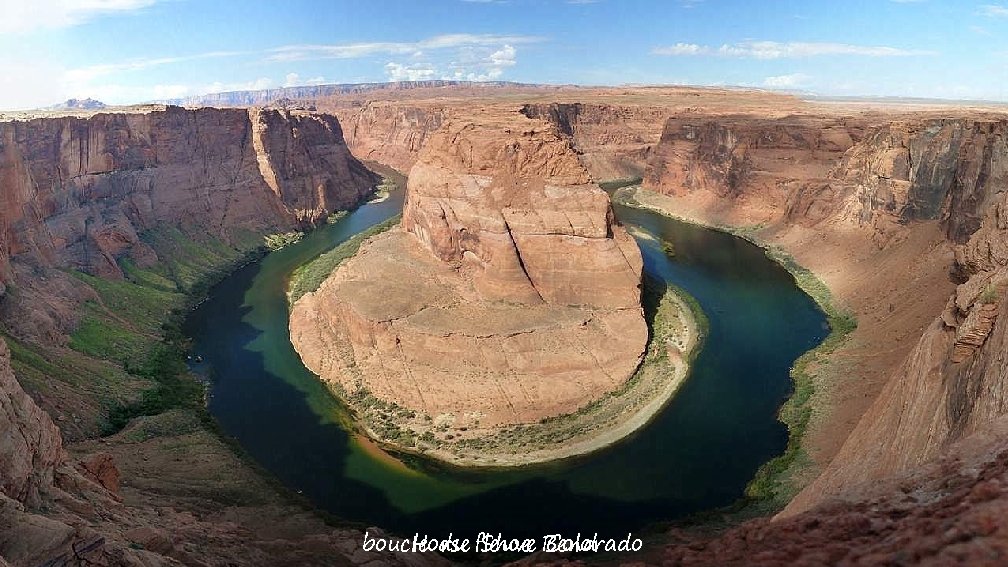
<box><xmin>290</xmin><ymin>112</ymin><xmax>647</xmax><ymax>433</ymax></box>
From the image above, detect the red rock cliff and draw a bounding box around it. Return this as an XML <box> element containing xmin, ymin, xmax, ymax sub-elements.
<box><xmin>784</xmin><ymin>118</ymin><xmax>1008</xmax><ymax>515</ymax></box>
<box><xmin>641</xmin><ymin>112</ymin><xmax>1008</xmax><ymax>518</ymax></box>
<box><xmin>0</xmin><ymin>106</ymin><xmax>378</xmax><ymax>286</ymax></box>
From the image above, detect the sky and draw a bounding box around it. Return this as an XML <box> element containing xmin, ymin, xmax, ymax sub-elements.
<box><xmin>0</xmin><ymin>0</ymin><xmax>1006</xmax><ymax>109</ymax></box>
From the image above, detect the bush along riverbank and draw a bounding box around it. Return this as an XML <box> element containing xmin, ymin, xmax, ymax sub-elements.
<box><xmin>287</xmin><ymin>215</ymin><xmax>402</xmax><ymax>304</ymax></box>
<box><xmin>612</xmin><ymin>184</ymin><xmax>857</xmax><ymax>514</ymax></box>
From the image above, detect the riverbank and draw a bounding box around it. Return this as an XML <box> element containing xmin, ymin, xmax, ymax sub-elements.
<box><xmin>301</xmin><ymin>272</ymin><xmax>705</xmax><ymax>468</ymax></box>
<box><xmin>613</xmin><ymin>185</ymin><xmax>852</xmax><ymax>508</ymax></box>
<box><xmin>613</xmin><ymin>185</ymin><xmax>944</xmax><ymax>512</ymax></box>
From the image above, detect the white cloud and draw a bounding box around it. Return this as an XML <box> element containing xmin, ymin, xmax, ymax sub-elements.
<box><xmin>437</xmin><ymin>43</ymin><xmax>521</xmax><ymax>81</ymax></box>
<box><xmin>653</xmin><ymin>40</ymin><xmax>933</xmax><ymax>58</ymax></box>
<box><xmin>267</xmin><ymin>33</ymin><xmax>543</xmax><ymax>62</ymax></box>
<box><xmin>763</xmin><ymin>73</ymin><xmax>810</xmax><ymax>88</ymax></box>
<box><xmin>385</xmin><ymin>62</ymin><xmax>436</xmax><ymax>81</ymax></box>
<box><xmin>489</xmin><ymin>45</ymin><xmax>516</xmax><ymax>68</ymax></box>
<box><xmin>652</xmin><ymin>43</ymin><xmax>708</xmax><ymax>56</ymax></box>
<box><xmin>979</xmin><ymin>4</ymin><xmax>1008</xmax><ymax>17</ymax></box>
<box><xmin>0</xmin><ymin>0</ymin><xmax>157</xmax><ymax>34</ymax></box>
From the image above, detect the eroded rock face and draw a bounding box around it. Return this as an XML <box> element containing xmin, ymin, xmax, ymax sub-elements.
<box><xmin>291</xmin><ymin>114</ymin><xmax>647</xmax><ymax>435</ymax></box>
<box><xmin>639</xmin><ymin>113</ymin><xmax>1008</xmax><ymax>519</ymax></box>
<box><xmin>0</xmin><ymin>106</ymin><xmax>378</xmax><ymax>286</ymax></box>
<box><xmin>334</xmin><ymin>101</ymin><xmax>448</xmax><ymax>173</ymax></box>
<box><xmin>0</xmin><ymin>106</ymin><xmax>380</xmax><ymax>351</ymax></box>
<box><xmin>0</xmin><ymin>339</ymin><xmax>64</xmax><ymax>508</ymax></box>
<box><xmin>520</xmin><ymin>102</ymin><xmax>668</xmax><ymax>180</ymax></box>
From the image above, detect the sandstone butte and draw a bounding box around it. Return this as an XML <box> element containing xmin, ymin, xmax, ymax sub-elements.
<box><xmin>289</xmin><ymin>112</ymin><xmax>654</xmax><ymax>463</ymax></box>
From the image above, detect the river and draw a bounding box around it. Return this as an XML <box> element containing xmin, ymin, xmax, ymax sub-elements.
<box><xmin>183</xmin><ymin>182</ymin><xmax>827</xmax><ymax>540</ymax></box>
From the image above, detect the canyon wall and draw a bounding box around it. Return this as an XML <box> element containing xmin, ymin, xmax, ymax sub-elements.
<box><xmin>0</xmin><ymin>106</ymin><xmax>379</xmax><ymax>348</ymax></box>
<box><xmin>785</xmin><ymin>118</ymin><xmax>1008</xmax><ymax>514</ymax></box>
<box><xmin>640</xmin><ymin>112</ymin><xmax>1008</xmax><ymax>515</ymax></box>
<box><xmin>520</xmin><ymin>102</ymin><xmax>669</xmax><ymax>180</ymax></box>
<box><xmin>332</xmin><ymin>102</ymin><xmax>449</xmax><ymax>172</ymax></box>
<box><xmin>0</xmin><ymin>106</ymin><xmax>378</xmax><ymax>287</ymax></box>
<box><xmin>328</xmin><ymin>100</ymin><xmax>668</xmax><ymax>182</ymax></box>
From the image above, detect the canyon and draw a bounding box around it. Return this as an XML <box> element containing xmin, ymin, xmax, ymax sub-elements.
<box><xmin>3</xmin><ymin>83</ymin><xmax>1008</xmax><ymax>565</ymax></box>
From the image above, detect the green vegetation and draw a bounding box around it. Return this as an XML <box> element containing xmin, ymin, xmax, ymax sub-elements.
<box><xmin>598</xmin><ymin>176</ymin><xmax>644</xmax><ymax>192</ymax></box>
<box><xmin>980</xmin><ymin>283</ymin><xmax>1000</xmax><ymax>304</ymax></box>
<box><xmin>326</xmin><ymin>210</ymin><xmax>349</xmax><ymax>224</ymax></box>
<box><xmin>138</xmin><ymin>225</ymin><xmax>263</xmax><ymax>294</ymax></box>
<box><xmin>264</xmin><ymin>231</ymin><xmax>304</xmax><ymax>251</ymax></box>
<box><xmin>103</xmin><ymin>335</ymin><xmax>206</xmax><ymax>433</ymax></box>
<box><xmin>32</xmin><ymin>225</ymin><xmax>269</xmax><ymax>435</ymax></box>
<box><xmin>287</xmin><ymin>215</ymin><xmax>401</xmax><ymax>303</ymax></box>
<box><xmin>369</xmin><ymin>177</ymin><xmax>397</xmax><ymax>201</ymax></box>
<box><xmin>744</xmin><ymin>245</ymin><xmax>857</xmax><ymax>510</ymax></box>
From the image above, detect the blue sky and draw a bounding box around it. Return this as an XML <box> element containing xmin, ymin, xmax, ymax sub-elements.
<box><xmin>0</xmin><ymin>0</ymin><xmax>1006</xmax><ymax>109</ymax></box>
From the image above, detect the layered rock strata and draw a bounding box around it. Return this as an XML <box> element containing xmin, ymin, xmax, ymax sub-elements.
<box><xmin>784</xmin><ymin>119</ymin><xmax>1008</xmax><ymax>515</ymax></box>
<box><xmin>638</xmin><ymin>112</ymin><xmax>1008</xmax><ymax>517</ymax></box>
<box><xmin>291</xmin><ymin>114</ymin><xmax>648</xmax><ymax>448</ymax></box>
<box><xmin>0</xmin><ymin>105</ymin><xmax>378</xmax><ymax>287</ymax></box>
<box><xmin>0</xmin><ymin>106</ymin><xmax>379</xmax><ymax>350</ymax></box>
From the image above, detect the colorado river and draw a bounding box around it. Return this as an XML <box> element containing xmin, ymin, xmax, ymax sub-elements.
<box><xmin>184</xmin><ymin>181</ymin><xmax>827</xmax><ymax>538</ymax></box>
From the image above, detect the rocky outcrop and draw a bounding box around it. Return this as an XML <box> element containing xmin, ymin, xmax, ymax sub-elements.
<box><xmin>829</xmin><ymin>119</ymin><xmax>1008</xmax><ymax>243</ymax></box>
<box><xmin>290</xmin><ymin>112</ymin><xmax>647</xmax><ymax>451</ymax></box>
<box><xmin>333</xmin><ymin>102</ymin><xmax>448</xmax><ymax>172</ymax></box>
<box><xmin>0</xmin><ymin>106</ymin><xmax>378</xmax><ymax>287</ymax></box>
<box><xmin>521</xmin><ymin>103</ymin><xmax>669</xmax><ymax>180</ymax></box>
<box><xmin>0</xmin><ymin>339</ymin><xmax>64</xmax><ymax>508</ymax></box>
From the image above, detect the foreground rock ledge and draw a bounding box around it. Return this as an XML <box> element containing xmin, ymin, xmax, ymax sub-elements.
<box><xmin>289</xmin><ymin>114</ymin><xmax>696</xmax><ymax>465</ymax></box>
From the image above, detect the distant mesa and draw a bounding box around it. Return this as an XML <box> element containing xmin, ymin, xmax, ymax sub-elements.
<box><xmin>51</xmin><ymin>98</ymin><xmax>107</xmax><ymax>110</ymax></box>
<box><xmin>163</xmin><ymin>80</ymin><xmax>553</xmax><ymax>108</ymax></box>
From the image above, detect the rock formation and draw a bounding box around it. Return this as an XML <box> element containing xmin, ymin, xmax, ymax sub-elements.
<box><xmin>290</xmin><ymin>112</ymin><xmax>647</xmax><ymax>449</ymax></box>
<box><xmin>782</xmin><ymin>119</ymin><xmax>1008</xmax><ymax>515</ymax></box>
<box><xmin>0</xmin><ymin>339</ymin><xmax>64</xmax><ymax>509</ymax></box>
<box><xmin>0</xmin><ymin>106</ymin><xmax>379</xmax><ymax>348</ymax></box>
<box><xmin>635</xmin><ymin>111</ymin><xmax>1008</xmax><ymax>521</ymax></box>
<box><xmin>520</xmin><ymin>102</ymin><xmax>668</xmax><ymax>180</ymax></box>
<box><xmin>0</xmin><ymin>106</ymin><xmax>377</xmax><ymax>286</ymax></box>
